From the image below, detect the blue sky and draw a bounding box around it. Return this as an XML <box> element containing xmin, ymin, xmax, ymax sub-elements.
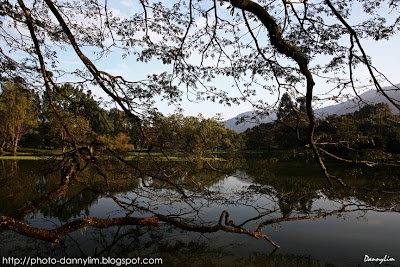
<box><xmin>96</xmin><ymin>1</ymin><xmax>400</xmax><ymax>120</ymax></box>
<box><xmin>92</xmin><ymin>1</ymin><xmax>400</xmax><ymax>119</ymax></box>
<box><xmin>2</xmin><ymin>0</ymin><xmax>399</xmax><ymax>120</ymax></box>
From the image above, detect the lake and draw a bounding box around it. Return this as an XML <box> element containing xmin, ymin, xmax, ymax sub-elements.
<box><xmin>0</xmin><ymin>156</ymin><xmax>399</xmax><ymax>266</ymax></box>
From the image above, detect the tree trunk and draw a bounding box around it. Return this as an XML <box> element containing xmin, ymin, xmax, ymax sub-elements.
<box><xmin>12</xmin><ymin>143</ymin><xmax>18</xmax><ymax>156</ymax></box>
<box><xmin>0</xmin><ymin>140</ymin><xmax>6</xmax><ymax>155</ymax></box>
<box><xmin>61</xmin><ymin>129</ymin><xmax>66</xmax><ymax>153</ymax></box>
<box><xmin>11</xmin><ymin>136</ymin><xmax>19</xmax><ymax>156</ymax></box>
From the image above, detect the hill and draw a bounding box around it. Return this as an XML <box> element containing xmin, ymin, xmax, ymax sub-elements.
<box><xmin>222</xmin><ymin>85</ymin><xmax>400</xmax><ymax>133</ymax></box>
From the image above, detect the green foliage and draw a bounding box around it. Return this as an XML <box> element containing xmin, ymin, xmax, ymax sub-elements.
<box><xmin>3</xmin><ymin>78</ymin><xmax>398</xmax><ymax>160</ymax></box>
<box><xmin>40</xmin><ymin>83</ymin><xmax>114</xmax><ymax>150</ymax></box>
<box><xmin>277</xmin><ymin>92</ymin><xmax>295</xmax><ymax>121</ymax></box>
<box><xmin>244</xmin><ymin>94</ymin><xmax>307</xmax><ymax>151</ymax></box>
<box><xmin>315</xmin><ymin>103</ymin><xmax>400</xmax><ymax>155</ymax></box>
<box><xmin>1</xmin><ymin>82</ymin><xmax>241</xmax><ymax>155</ymax></box>
<box><xmin>107</xmin><ymin>108</ymin><xmax>141</xmax><ymax>148</ymax></box>
<box><xmin>243</xmin><ymin>103</ymin><xmax>400</xmax><ymax>157</ymax></box>
<box><xmin>244</xmin><ymin>123</ymin><xmax>274</xmax><ymax>150</ymax></box>
<box><xmin>0</xmin><ymin>78</ymin><xmax>38</xmax><ymax>155</ymax></box>
<box><xmin>244</xmin><ymin>122</ymin><xmax>299</xmax><ymax>151</ymax></box>
<box><xmin>150</xmin><ymin>113</ymin><xmax>242</xmax><ymax>155</ymax></box>
<box><xmin>96</xmin><ymin>132</ymin><xmax>135</xmax><ymax>153</ymax></box>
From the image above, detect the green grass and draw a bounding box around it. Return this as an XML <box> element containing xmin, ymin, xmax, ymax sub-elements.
<box><xmin>0</xmin><ymin>149</ymin><xmax>223</xmax><ymax>162</ymax></box>
<box><xmin>0</xmin><ymin>155</ymin><xmax>222</xmax><ymax>162</ymax></box>
<box><xmin>212</xmin><ymin>150</ymin><xmax>273</xmax><ymax>154</ymax></box>
<box><xmin>18</xmin><ymin>148</ymin><xmax>63</xmax><ymax>155</ymax></box>
<box><xmin>0</xmin><ymin>148</ymin><xmax>64</xmax><ymax>160</ymax></box>
<box><xmin>0</xmin><ymin>155</ymin><xmax>48</xmax><ymax>160</ymax></box>
<box><xmin>121</xmin><ymin>154</ymin><xmax>224</xmax><ymax>162</ymax></box>
<box><xmin>1</xmin><ymin>148</ymin><xmax>62</xmax><ymax>156</ymax></box>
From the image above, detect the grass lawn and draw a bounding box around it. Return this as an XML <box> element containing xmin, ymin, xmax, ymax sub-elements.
<box><xmin>0</xmin><ymin>155</ymin><xmax>47</xmax><ymax>160</ymax></box>
<box><xmin>0</xmin><ymin>148</ymin><xmax>224</xmax><ymax>161</ymax></box>
<box><xmin>0</xmin><ymin>148</ymin><xmax>63</xmax><ymax>160</ymax></box>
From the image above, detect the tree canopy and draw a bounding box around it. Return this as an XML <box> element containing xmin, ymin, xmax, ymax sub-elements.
<box><xmin>0</xmin><ymin>78</ymin><xmax>37</xmax><ymax>155</ymax></box>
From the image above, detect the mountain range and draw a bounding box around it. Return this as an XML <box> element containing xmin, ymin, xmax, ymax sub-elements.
<box><xmin>221</xmin><ymin>84</ymin><xmax>400</xmax><ymax>133</ymax></box>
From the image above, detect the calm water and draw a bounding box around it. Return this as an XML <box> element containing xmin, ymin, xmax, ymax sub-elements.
<box><xmin>0</xmin><ymin>156</ymin><xmax>400</xmax><ymax>266</ymax></box>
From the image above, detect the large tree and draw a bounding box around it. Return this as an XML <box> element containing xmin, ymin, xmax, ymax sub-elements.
<box><xmin>0</xmin><ymin>107</ymin><xmax>8</xmax><ymax>155</ymax></box>
<box><xmin>0</xmin><ymin>79</ymin><xmax>38</xmax><ymax>156</ymax></box>
<box><xmin>42</xmin><ymin>83</ymin><xmax>109</xmax><ymax>151</ymax></box>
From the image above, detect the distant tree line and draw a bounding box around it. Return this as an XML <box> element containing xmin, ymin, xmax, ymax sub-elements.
<box><xmin>1</xmin><ymin>79</ymin><xmax>399</xmax><ymax>158</ymax></box>
<box><xmin>0</xmin><ymin>79</ymin><xmax>242</xmax><ymax>156</ymax></box>
<box><xmin>150</xmin><ymin>113</ymin><xmax>242</xmax><ymax>156</ymax></box>
<box><xmin>244</xmin><ymin>93</ymin><xmax>400</xmax><ymax>157</ymax></box>
<box><xmin>316</xmin><ymin>103</ymin><xmax>400</xmax><ymax>156</ymax></box>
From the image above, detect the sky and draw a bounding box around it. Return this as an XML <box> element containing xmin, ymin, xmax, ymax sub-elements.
<box><xmin>99</xmin><ymin>33</ymin><xmax>400</xmax><ymax>120</ymax></box>
<box><xmin>91</xmin><ymin>1</ymin><xmax>400</xmax><ymax>120</ymax></box>
<box><xmin>2</xmin><ymin>0</ymin><xmax>400</xmax><ymax>121</ymax></box>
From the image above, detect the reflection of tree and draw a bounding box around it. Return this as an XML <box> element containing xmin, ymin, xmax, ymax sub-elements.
<box><xmin>239</xmin><ymin>252</ymin><xmax>328</xmax><ymax>267</ymax></box>
<box><xmin>0</xmin><ymin>223</ymin><xmax>335</xmax><ymax>266</ymax></box>
<box><xmin>0</xmin><ymin>161</ymin><xmax>104</xmax><ymax>220</ymax></box>
<box><xmin>2</xmin><ymin>154</ymin><xmax>400</xmax><ymax>253</ymax></box>
<box><xmin>233</xmin><ymin>155</ymin><xmax>400</xmax><ymax>210</ymax></box>
<box><xmin>1</xmin><ymin>155</ymin><xmax>276</xmax><ymax>247</ymax></box>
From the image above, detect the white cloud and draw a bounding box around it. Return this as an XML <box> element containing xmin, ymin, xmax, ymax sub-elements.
<box><xmin>120</xmin><ymin>0</ymin><xmax>135</xmax><ymax>8</ymax></box>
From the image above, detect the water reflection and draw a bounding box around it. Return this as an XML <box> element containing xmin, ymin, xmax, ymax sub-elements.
<box><xmin>0</xmin><ymin>156</ymin><xmax>400</xmax><ymax>266</ymax></box>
